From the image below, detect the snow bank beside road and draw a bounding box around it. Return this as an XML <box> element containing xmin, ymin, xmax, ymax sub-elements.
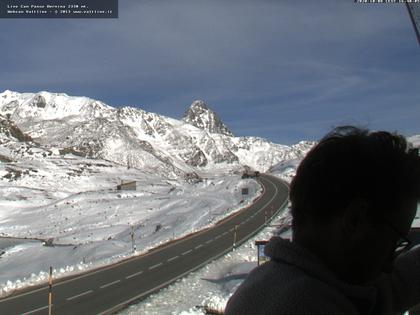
<box><xmin>0</xmin><ymin>157</ymin><xmax>261</xmax><ymax>297</ymax></box>
<box><xmin>120</xmin><ymin>204</ymin><xmax>292</xmax><ymax>315</ymax></box>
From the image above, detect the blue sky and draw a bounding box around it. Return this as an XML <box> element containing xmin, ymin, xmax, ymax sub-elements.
<box><xmin>1</xmin><ymin>0</ymin><xmax>419</xmax><ymax>144</ymax></box>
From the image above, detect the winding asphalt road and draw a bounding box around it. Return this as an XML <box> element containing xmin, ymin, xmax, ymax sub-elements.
<box><xmin>0</xmin><ymin>174</ymin><xmax>289</xmax><ymax>315</ymax></box>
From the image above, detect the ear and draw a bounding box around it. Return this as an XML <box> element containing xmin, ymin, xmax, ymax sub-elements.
<box><xmin>341</xmin><ymin>199</ymin><xmax>370</xmax><ymax>238</ymax></box>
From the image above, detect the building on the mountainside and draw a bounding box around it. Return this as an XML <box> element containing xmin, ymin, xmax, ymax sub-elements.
<box><xmin>117</xmin><ymin>180</ymin><xmax>137</xmax><ymax>191</ymax></box>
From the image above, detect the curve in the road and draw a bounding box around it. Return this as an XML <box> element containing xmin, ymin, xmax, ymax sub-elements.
<box><xmin>0</xmin><ymin>174</ymin><xmax>289</xmax><ymax>315</ymax></box>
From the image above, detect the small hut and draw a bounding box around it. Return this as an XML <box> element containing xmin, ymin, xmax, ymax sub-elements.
<box><xmin>117</xmin><ymin>180</ymin><xmax>137</xmax><ymax>191</ymax></box>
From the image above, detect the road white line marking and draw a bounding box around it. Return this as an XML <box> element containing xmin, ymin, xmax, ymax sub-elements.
<box><xmin>1</xmin><ymin>176</ymin><xmax>287</xmax><ymax>312</ymax></box>
<box><xmin>22</xmin><ymin>305</ymin><xmax>50</xmax><ymax>315</ymax></box>
<box><xmin>66</xmin><ymin>290</ymin><xmax>93</xmax><ymax>301</ymax></box>
<box><xmin>149</xmin><ymin>262</ymin><xmax>163</xmax><ymax>270</ymax></box>
<box><xmin>167</xmin><ymin>256</ymin><xmax>179</xmax><ymax>262</ymax></box>
<box><xmin>214</xmin><ymin>235</ymin><xmax>221</xmax><ymax>240</ymax></box>
<box><xmin>195</xmin><ymin>244</ymin><xmax>203</xmax><ymax>250</ymax></box>
<box><xmin>126</xmin><ymin>270</ymin><xmax>143</xmax><ymax>279</ymax></box>
<box><xmin>222</xmin><ymin>231</ymin><xmax>228</xmax><ymax>236</ymax></box>
<box><xmin>182</xmin><ymin>249</ymin><xmax>192</xmax><ymax>255</ymax></box>
<box><xmin>100</xmin><ymin>279</ymin><xmax>121</xmax><ymax>289</ymax></box>
<box><xmin>97</xmin><ymin>176</ymin><xmax>289</xmax><ymax>315</ymax></box>
<box><xmin>205</xmin><ymin>239</ymin><xmax>213</xmax><ymax>244</ymax></box>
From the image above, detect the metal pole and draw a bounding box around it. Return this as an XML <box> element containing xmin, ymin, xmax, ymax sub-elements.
<box><xmin>48</xmin><ymin>266</ymin><xmax>52</xmax><ymax>315</ymax></box>
<box><xmin>265</xmin><ymin>210</ymin><xmax>267</xmax><ymax>226</ymax></box>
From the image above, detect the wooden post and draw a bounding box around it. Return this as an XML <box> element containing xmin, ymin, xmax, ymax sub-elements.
<box><xmin>48</xmin><ymin>266</ymin><xmax>52</xmax><ymax>315</ymax></box>
<box><xmin>233</xmin><ymin>225</ymin><xmax>238</xmax><ymax>249</ymax></box>
<box><xmin>257</xmin><ymin>243</ymin><xmax>260</xmax><ymax>266</ymax></box>
<box><xmin>131</xmin><ymin>225</ymin><xmax>135</xmax><ymax>253</ymax></box>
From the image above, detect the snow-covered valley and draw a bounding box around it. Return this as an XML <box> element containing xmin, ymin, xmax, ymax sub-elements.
<box><xmin>0</xmin><ymin>156</ymin><xmax>262</xmax><ymax>296</ymax></box>
<box><xmin>1</xmin><ymin>90</ymin><xmax>419</xmax><ymax>314</ymax></box>
<box><xmin>0</xmin><ymin>90</ymin><xmax>313</xmax><ymax>300</ymax></box>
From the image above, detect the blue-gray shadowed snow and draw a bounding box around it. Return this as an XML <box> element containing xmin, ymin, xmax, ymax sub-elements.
<box><xmin>1</xmin><ymin>0</ymin><xmax>420</xmax><ymax>144</ymax></box>
<box><xmin>202</xmin><ymin>273</ymin><xmax>249</xmax><ymax>284</ymax></box>
<box><xmin>201</xmin><ymin>262</ymin><xmax>256</xmax><ymax>284</ymax></box>
<box><xmin>0</xmin><ymin>238</ymin><xmax>40</xmax><ymax>252</ymax></box>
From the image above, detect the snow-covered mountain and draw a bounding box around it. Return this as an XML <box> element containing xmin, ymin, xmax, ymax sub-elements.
<box><xmin>0</xmin><ymin>90</ymin><xmax>314</xmax><ymax>178</ymax></box>
<box><xmin>183</xmin><ymin>100</ymin><xmax>233</xmax><ymax>137</ymax></box>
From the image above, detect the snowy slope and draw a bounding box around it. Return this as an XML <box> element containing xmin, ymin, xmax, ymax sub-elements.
<box><xmin>1</xmin><ymin>90</ymin><xmax>418</xmax><ymax>313</ymax></box>
<box><xmin>0</xmin><ymin>150</ymin><xmax>263</xmax><ymax>295</ymax></box>
<box><xmin>0</xmin><ymin>90</ymin><xmax>313</xmax><ymax>299</ymax></box>
<box><xmin>0</xmin><ymin>101</ymin><xmax>267</xmax><ymax>295</ymax></box>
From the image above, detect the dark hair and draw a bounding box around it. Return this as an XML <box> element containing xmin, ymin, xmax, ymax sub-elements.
<box><xmin>290</xmin><ymin>126</ymin><xmax>420</xmax><ymax>229</ymax></box>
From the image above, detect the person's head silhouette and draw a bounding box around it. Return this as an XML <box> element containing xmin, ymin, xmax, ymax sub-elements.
<box><xmin>225</xmin><ymin>126</ymin><xmax>420</xmax><ymax>315</ymax></box>
<box><xmin>290</xmin><ymin>126</ymin><xmax>420</xmax><ymax>285</ymax></box>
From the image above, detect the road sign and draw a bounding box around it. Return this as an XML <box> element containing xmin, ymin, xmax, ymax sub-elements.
<box><xmin>255</xmin><ymin>240</ymin><xmax>269</xmax><ymax>266</ymax></box>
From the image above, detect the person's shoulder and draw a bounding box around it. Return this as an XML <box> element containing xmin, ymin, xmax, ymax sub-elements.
<box><xmin>225</xmin><ymin>261</ymin><xmax>357</xmax><ymax>315</ymax></box>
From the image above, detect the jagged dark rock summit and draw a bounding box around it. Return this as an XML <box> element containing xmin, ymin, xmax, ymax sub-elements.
<box><xmin>31</xmin><ymin>95</ymin><xmax>47</xmax><ymax>108</ymax></box>
<box><xmin>183</xmin><ymin>100</ymin><xmax>233</xmax><ymax>137</ymax></box>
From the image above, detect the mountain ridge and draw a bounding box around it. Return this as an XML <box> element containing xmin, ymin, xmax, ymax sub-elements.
<box><xmin>0</xmin><ymin>90</ymin><xmax>314</xmax><ymax>178</ymax></box>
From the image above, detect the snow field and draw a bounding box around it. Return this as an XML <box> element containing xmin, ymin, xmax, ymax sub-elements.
<box><xmin>0</xmin><ymin>155</ymin><xmax>262</xmax><ymax>297</ymax></box>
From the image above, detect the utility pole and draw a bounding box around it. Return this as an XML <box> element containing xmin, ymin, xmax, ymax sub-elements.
<box><xmin>48</xmin><ymin>266</ymin><xmax>53</xmax><ymax>315</ymax></box>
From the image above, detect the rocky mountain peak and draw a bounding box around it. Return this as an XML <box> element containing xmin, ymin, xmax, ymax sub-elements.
<box><xmin>183</xmin><ymin>100</ymin><xmax>233</xmax><ymax>137</ymax></box>
<box><xmin>189</xmin><ymin>100</ymin><xmax>208</xmax><ymax>111</ymax></box>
